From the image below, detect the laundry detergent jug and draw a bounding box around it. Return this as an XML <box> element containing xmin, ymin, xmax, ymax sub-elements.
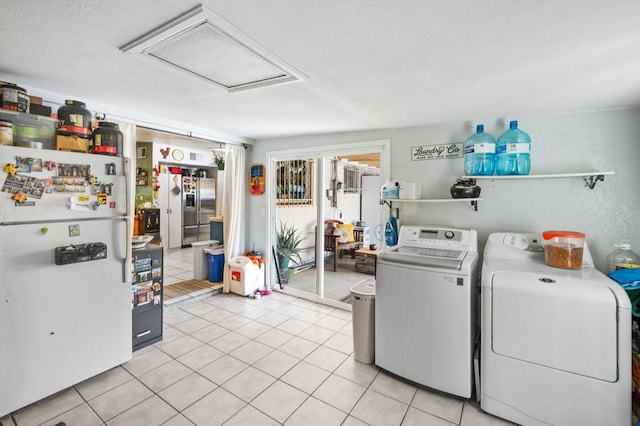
<box><xmin>384</xmin><ymin>215</ymin><xmax>398</xmax><ymax>247</ymax></box>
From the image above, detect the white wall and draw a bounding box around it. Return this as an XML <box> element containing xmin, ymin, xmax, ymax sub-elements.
<box><xmin>248</xmin><ymin>108</ymin><xmax>640</xmax><ymax>272</ymax></box>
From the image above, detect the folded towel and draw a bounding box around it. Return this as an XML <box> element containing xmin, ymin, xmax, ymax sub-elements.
<box><xmin>608</xmin><ymin>268</ymin><xmax>640</xmax><ymax>284</ymax></box>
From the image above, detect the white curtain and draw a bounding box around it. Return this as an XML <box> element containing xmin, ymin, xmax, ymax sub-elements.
<box><xmin>222</xmin><ymin>144</ymin><xmax>246</xmax><ymax>293</ymax></box>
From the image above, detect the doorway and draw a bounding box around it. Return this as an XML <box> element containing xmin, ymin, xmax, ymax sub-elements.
<box><xmin>267</xmin><ymin>140</ymin><xmax>390</xmax><ymax>306</ymax></box>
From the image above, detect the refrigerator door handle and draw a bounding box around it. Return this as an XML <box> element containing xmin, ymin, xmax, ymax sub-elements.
<box><xmin>123</xmin><ymin>157</ymin><xmax>133</xmax><ymax>284</ymax></box>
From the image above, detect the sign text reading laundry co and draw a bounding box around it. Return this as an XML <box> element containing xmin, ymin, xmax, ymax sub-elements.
<box><xmin>411</xmin><ymin>143</ymin><xmax>463</xmax><ymax>161</ymax></box>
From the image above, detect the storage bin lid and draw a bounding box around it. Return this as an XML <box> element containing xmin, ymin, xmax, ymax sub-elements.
<box><xmin>350</xmin><ymin>279</ymin><xmax>375</xmax><ymax>297</ymax></box>
<box><xmin>229</xmin><ymin>255</ymin><xmax>250</xmax><ymax>266</ymax></box>
<box><xmin>193</xmin><ymin>240</ymin><xmax>220</xmax><ymax>247</ymax></box>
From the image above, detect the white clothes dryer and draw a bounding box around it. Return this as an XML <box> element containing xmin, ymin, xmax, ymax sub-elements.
<box><xmin>481</xmin><ymin>232</ymin><xmax>631</xmax><ymax>426</ymax></box>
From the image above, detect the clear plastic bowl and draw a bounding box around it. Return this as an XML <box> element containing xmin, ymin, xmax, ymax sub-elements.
<box><xmin>542</xmin><ymin>230</ymin><xmax>585</xmax><ymax>269</ymax></box>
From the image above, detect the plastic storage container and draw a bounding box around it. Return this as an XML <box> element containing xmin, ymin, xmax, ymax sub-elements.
<box><xmin>57</xmin><ymin>99</ymin><xmax>92</xmax><ymax>138</ymax></box>
<box><xmin>0</xmin><ymin>120</ymin><xmax>12</xmax><ymax>145</ymax></box>
<box><xmin>228</xmin><ymin>255</ymin><xmax>264</xmax><ymax>296</ymax></box>
<box><xmin>542</xmin><ymin>231</ymin><xmax>585</xmax><ymax>269</ymax></box>
<box><xmin>350</xmin><ymin>280</ymin><xmax>376</xmax><ymax>364</ymax></box>
<box><xmin>607</xmin><ymin>244</ymin><xmax>640</xmax><ymax>273</ymax></box>
<box><xmin>464</xmin><ymin>124</ymin><xmax>496</xmax><ymax>176</ymax></box>
<box><xmin>0</xmin><ymin>110</ymin><xmax>56</xmax><ymax>149</ymax></box>
<box><xmin>496</xmin><ymin>120</ymin><xmax>531</xmax><ymax>175</ymax></box>
<box><xmin>0</xmin><ymin>82</ymin><xmax>29</xmax><ymax>113</ymax></box>
<box><xmin>92</xmin><ymin>121</ymin><xmax>123</xmax><ymax>156</ymax></box>
<box><xmin>206</xmin><ymin>249</ymin><xmax>225</xmax><ymax>282</ymax></box>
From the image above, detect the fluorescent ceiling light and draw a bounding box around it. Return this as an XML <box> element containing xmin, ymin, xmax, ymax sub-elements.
<box><xmin>120</xmin><ymin>4</ymin><xmax>308</xmax><ymax>92</ymax></box>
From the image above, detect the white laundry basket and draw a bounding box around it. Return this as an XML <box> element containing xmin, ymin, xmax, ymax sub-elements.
<box><xmin>228</xmin><ymin>255</ymin><xmax>264</xmax><ymax>296</ymax></box>
<box><xmin>350</xmin><ymin>279</ymin><xmax>376</xmax><ymax>364</ymax></box>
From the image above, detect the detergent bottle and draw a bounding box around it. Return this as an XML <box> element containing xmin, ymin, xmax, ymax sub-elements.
<box><xmin>384</xmin><ymin>214</ymin><xmax>398</xmax><ymax>247</ymax></box>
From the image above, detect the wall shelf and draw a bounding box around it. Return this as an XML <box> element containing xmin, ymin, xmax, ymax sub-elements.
<box><xmin>379</xmin><ymin>171</ymin><xmax>613</xmax><ymax>213</ymax></box>
<box><xmin>381</xmin><ymin>197</ymin><xmax>483</xmax><ymax>211</ymax></box>
<box><xmin>461</xmin><ymin>171</ymin><xmax>614</xmax><ymax>189</ymax></box>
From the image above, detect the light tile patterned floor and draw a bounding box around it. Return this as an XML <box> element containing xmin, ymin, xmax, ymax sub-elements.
<box><xmin>164</xmin><ymin>247</ymin><xmax>197</xmax><ymax>285</ymax></box>
<box><xmin>1</xmin><ymin>291</ymin><xmax>517</xmax><ymax>426</ymax></box>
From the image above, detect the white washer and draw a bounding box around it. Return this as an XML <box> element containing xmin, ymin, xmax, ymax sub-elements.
<box><xmin>376</xmin><ymin>225</ymin><xmax>479</xmax><ymax>398</ymax></box>
<box><xmin>481</xmin><ymin>232</ymin><xmax>631</xmax><ymax>426</ymax></box>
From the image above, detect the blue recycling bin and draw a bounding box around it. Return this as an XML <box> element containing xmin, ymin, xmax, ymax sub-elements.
<box><xmin>206</xmin><ymin>250</ymin><xmax>225</xmax><ymax>282</ymax></box>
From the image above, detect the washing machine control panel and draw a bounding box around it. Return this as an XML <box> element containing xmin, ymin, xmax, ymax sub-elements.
<box><xmin>398</xmin><ymin>226</ymin><xmax>476</xmax><ymax>251</ymax></box>
<box><xmin>502</xmin><ymin>233</ymin><xmax>544</xmax><ymax>252</ymax></box>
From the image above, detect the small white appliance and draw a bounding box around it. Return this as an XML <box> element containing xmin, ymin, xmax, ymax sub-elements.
<box><xmin>376</xmin><ymin>225</ymin><xmax>479</xmax><ymax>398</ymax></box>
<box><xmin>481</xmin><ymin>232</ymin><xmax>631</xmax><ymax>426</ymax></box>
<box><xmin>398</xmin><ymin>181</ymin><xmax>421</xmax><ymax>199</ymax></box>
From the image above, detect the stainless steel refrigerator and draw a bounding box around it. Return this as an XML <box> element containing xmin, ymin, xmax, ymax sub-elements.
<box><xmin>0</xmin><ymin>145</ymin><xmax>133</xmax><ymax>416</ymax></box>
<box><xmin>181</xmin><ymin>176</ymin><xmax>215</xmax><ymax>246</ymax></box>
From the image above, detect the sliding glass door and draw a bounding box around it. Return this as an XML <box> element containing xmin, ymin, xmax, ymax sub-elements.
<box><xmin>268</xmin><ymin>140</ymin><xmax>390</xmax><ymax>306</ymax></box>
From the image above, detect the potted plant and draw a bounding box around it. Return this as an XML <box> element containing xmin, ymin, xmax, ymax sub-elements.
<box><xmin>213</xmin><ymin>153</ymin><xmax>225</xmax><ymax>170</ymax></box>
<box><xmin>276</xmin><ymin>221</ymin><xmax>305</xmax><ymax>283</ymax></box>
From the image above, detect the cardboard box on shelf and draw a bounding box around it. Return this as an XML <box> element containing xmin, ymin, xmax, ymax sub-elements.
<box><xmin>56</xmin><ymin>135</ymin><xmax>89</xmax><ymax>153</ymax></box>
<box><xmin>29</xmin><ymin>95</ymin><xmax>43</xmax><ymax>105</ymax></box>
<box><xmin>29</xmin><ymin>104</ymin><xmax>51</xmax><ymax>117</ymax></box>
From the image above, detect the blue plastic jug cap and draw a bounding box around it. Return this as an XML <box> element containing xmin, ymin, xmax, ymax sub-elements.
<box><xmin>476</xmin><ymin>124</ymin><xmax>484</xmax><ymax>133</ymax></box>
<box><xmin>509</xmin><ymin>120</ymin><xmax>518</xmax><ymax>129</ymax></box>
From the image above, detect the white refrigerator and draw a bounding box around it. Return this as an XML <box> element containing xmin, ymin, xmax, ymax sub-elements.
<box><xmin>0</xmin><ymin>145</ymin><xmax>133</xmax><ymax>416</ymax></box>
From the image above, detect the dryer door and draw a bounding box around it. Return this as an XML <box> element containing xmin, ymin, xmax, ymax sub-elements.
<box><xmin>491</xmin><ymin>272</ymin><xmax>618</xmax><ymax>382</ymax></box>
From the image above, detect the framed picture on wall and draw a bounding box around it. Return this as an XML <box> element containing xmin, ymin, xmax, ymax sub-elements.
<box><xmin>250</xmin><ymin>164</ymin><xmax>265</xmax><ymax>195</ymax></box>
<box><xmin>136</xmin><ymin>147</ymin><xmax>147</xmax><ymax>159</ymax></box>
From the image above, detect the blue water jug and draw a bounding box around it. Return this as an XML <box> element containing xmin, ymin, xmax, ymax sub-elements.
<box><xmin>464</xmin><ymin>124</ymin><xmax>495</xmax><ymax>176</ymax></box>
<box><xmin>496</xmin><ymin>120</ymin><xmax>531</xmax><ymax>175</ymax></box>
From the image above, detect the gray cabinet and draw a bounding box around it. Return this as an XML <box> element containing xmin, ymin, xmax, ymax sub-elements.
<box><xmin>132</xmin><ymin>246</ymin><xmax>163</xmax><ymax>351</ymax></box>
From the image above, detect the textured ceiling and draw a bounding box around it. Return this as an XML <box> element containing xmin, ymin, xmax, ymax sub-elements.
<box><xmin>1</xmin><ymin>0</ymin><xmax>639</xmax><ymax>142</ymax></box>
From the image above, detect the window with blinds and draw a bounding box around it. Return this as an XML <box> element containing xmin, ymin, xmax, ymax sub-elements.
<box><xmin>276</xmin><ymin>159</ymin><xmax>313</xmax><ymax>206</ymax></box>
<box><xmin>342</xmin><ymin>164</ymin><xmax>362</xmax><ymax>193</ymax></box>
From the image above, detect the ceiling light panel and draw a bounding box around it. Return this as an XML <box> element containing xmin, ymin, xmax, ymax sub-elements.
<box><xmin>121</xmin><ymin>5</ymin><xmax>307</xmax><ymax>92</ymax></box>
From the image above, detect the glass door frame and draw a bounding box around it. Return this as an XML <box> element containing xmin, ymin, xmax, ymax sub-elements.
<box><xmin>265</xmin><ymin>139</ymin><xmax>390</xmax><ymax>307</ymax></box>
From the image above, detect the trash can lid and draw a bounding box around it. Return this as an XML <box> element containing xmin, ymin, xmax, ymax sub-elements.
<box><xmin>192</xmin><ymin>240</ymin><xmax>220</xmax><ymax>247</ymax></box>
<box><xmin>204</xmin><ymin>248</ymin><xmax>225</xmax><ymax>255</ymax></box>
<box><xmin>350</xmin><ymin>279</ymin><xmax>375</xmax><ymax>297</ymax></box>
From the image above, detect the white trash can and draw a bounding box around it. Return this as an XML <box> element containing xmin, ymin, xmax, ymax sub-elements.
<box><xmin>192</xmin><ymin>240</ymin><xmax>221</xmax><ymax>280</ymax></box>
<box><xmin>350</xmin><ymin>279</ymin><xmax>376</xmax><ymax>364</ymax></box>
<box><xmin>228</xmin><ymin>255</ymin><xmax>264</xmax><ymax>296</ymax></box>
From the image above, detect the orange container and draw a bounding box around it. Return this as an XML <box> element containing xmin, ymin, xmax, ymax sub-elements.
<box><xmin>133</xmin><ymin>215</ymin><xmax>139</xmax><ymax>236</ymax></box>
<box><xmin>542</xmin><ymin>230</ymin><xmax>585</xmax><ymax>269</ymax></box>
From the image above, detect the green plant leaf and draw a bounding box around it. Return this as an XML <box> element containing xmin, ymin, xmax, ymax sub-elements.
<box><xmin>276</xmin><ymin>221</ymin><xmax>305</xmax><ymax>266</ymax></box>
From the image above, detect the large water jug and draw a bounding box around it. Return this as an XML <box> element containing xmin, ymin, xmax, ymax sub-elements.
<box><xmin>496</xmin><ymin>120</ymin><xmax>531</xmax><ymax>175</ymax></box>
<box><xmin>607</xmin><ymin>243</ymin><xmax>639</xmax><ymax>273</ymax></box>
<box><xmin>464</xmin><ymin>124</ymin><xmax>495</xmax><ymax>175</ymax></box>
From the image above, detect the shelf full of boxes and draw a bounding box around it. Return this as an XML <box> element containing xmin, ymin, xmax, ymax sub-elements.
<box><xmin>0</xmin><ymin>82</ymin><xmax>109</xmax><ymax>154</ymax></box>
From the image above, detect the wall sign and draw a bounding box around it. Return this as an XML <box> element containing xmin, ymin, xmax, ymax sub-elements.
<box><xmin>250</xmin><ymin>164</ymin><xmax>265</xmax><ymax>195</ymax></box>
<box><xmin>411</xmin><ymin>142</ymin><xmax>463</xmax><ymax>161</ymax></box>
